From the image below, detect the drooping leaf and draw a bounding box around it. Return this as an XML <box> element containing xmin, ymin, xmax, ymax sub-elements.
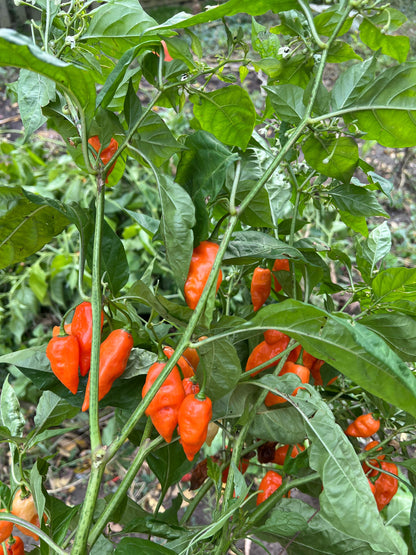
<box><xmin>33</xmin><ymin>391</ymin><xmax>79</xmax><ymax>435</ymax></box>
<box><xmin>18</xmin><ymin>70</ymin><xmax>56</xmax><ymax>139</ymax></box>
<box><xmin>225</xmin><ymin>231</ymin><xmax>303</xmax><ymax>264</ymax></box>
<box><xmin>130</xmin><ymin>111</ymin><xmax>180</xmax><ymax>167</ymax></box>
<box><xmin>115</xmin><ymin>538</ymin><xmax>176</xmax><ymax>554</ymax></box>
<box><xmin>0</xmin><ymin>377</ymin><xmax>25</xmax><ymax>438</ymax></box>
<box><xmin>329</xmin><ymin>183</ymin><xmax>388</xmax><ymax>218</ymax></box>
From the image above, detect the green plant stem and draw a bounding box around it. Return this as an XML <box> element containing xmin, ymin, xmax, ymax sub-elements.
<box><xmin>0</xmin><ymin>514</ymin><xmax>67</xmax><ymax>555</ymax></box>
<box><xmin>88</xmin><ymin>420</ymin><xmax>162</xmax><ymax>548</ymax></box>
<box><xmin>298</xmin><ymin>0</ymin><xmax>328</xmax><ymax>50</ymax></box>
<box><xmin>229</xmin><ymin>159</ymin><xmax>242</xmax><ymax>215</ymax></box>
<box><xmin>180</xmin><ymin>478</ymin><xmax>214</xmax><ymax>525</ymax></box>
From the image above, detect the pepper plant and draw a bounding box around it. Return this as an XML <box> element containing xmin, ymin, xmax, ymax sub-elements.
<box><xmin>0</xmin><ymin>0</ymin><xmax>416</xmax><ymax>553</ymax></box>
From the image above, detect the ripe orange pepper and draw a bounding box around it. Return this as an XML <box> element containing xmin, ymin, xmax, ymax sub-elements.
<box><xmin>82</xmin><ymin>329</ymin><xmax>133</xmax><ymax>411</ymax></box>
<box><xmin>246</xmin><ymin>337</ymin><xmax>290</xmax><ymax>376</ymax></box>
<box><xmin>184</xmin><ymin>241</ymin><xmax>223</xmax><ymax>310</ymax></box>
<box><xmin>345</xmin><ymin>413</ymin><xmax>380</xmax><ymax>438</ymax></box>
<box><xmin>250</xmin><ymin>267</ymin><xmax>272</xmax><ymax>311</ymax></box>
<box><xmin>71</xmin><ymin>302</ymin><xmax>104</xmax><ymax>377</ymax></box>
<box><xmin>273</xmin><ymin>443</ymin><xmax>305</xmax><ymax>465</ymax></box>
<box><xmin>182</xmin><ymin>377</ymin><xmax>200</xmax><ymax>396</ymax></box>
<box><xmin>178</xmin><ymin>394</ymin><xmax>212</xmax><ymax>461</ymax></box>
<box><xmin>373</xmin><ymin>461</ymin><xmax>398</xmax><ymax>511</ymax></box>
<box><xmin>0</xmin><ymin>536</ymin><xmax>24</xmax><ymax>555</ymax></box>
<box><xmin>88</xmin><ymin>136</ymin><xmax>118</xmax><ymax>182</ymax></box>
<box><xmin>362</xmin><ymin>440</ymin><xmax>385</xmax><ymax>477</ymax></box>
<box><xmin>163</xmin><ymin>345</ymin><xmax>195</xmax><ymax>378</ymax></box>
<box><xmin>265</xmin><ymin>361</ymin><xmax>310</xmax><ymax>406</ymax></box>
<box><xmin>11</xmin><ymin>489</ymin><xmax>41</xmax><ymax>541</ymax></box>
<box><xmin>52</xmin><ymin>323</ymin><xmax>72</xmax><ymax>337</ymax></box>
<box><xmin>142</xmin><ymin>361</ymin><xmax>185</xmax><ymax>443</ymax></box>
<box><xmin>256</xmin><ymin>470</ymin><xmax>286</xmax><ymax>505</ymax></box>
<box><xmin>272</xmin><ymin>258</ymin><xmax>290</xmax><ymax>292</ymax></box>
<box><xmin>0</xmin><ymin>509</ymin><xmax>13</xmax><ymax>543</ymax></box>
<box><xmin>46</xmin><ymin>334</ymin><xmax>79</xmax><ymax>395</ymax></box>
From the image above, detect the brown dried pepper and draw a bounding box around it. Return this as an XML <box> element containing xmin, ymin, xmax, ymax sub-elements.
<box><xmin>71</xmin><ymin>301</ymin><xmax>104</xmax><ymax>377</ymax></box>
<box><xmin>250</xmin><ymin>267</ymin><xmax>272</xmax><ymax>311</ymax></box>
<box><xmin>184</xmin><ymin>241</ymin><xmax>223</xmax><ymax>310</ymax></box>
<box><xmin>178</xmin><ymin>393</ymin><xmax>213</xmax><ymax>461</ymax></box>
<box><xmin>142</xmin><ymin>361</ymin><xmax>185</xmax><ymax>443</ymax></box>
<box><xmin>82</xmin><ymin>329</ymin><xmax>133</xmax><ymax>411</ymax></box>
<box><xmin>46</xmin><ymin>333</ymin><xmax>79</xmax><ymax>395</ymax></box>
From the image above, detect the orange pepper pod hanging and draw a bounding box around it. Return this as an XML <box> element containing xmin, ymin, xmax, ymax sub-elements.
<box><xmin>184</xmin><ymin>241</ymin><xmax>223</xmax><ymax>310</ymax></box>
<box><xmin>88</xmin><ymin>136</ymin><xmax>118</xmax><ymax>183</ymax></box>
<box><xmin>0</xmin><ymin>509</ymin><xmax>13</xmax><ymax>543</ymax></box>
<box><xmin>142</xmin><ymin>361</ymin><xmax>185</xmax><ymax>443</ymax></box>
<box><xmin>273</xmin><ymin>443</ymin><xmax>305</xmax><ymax>465</ymax></box>
<box><xmin>373</xmin><ymin>461</ymin><xmax>398</xmax><ymax>511</ymax></box>
<box><xmin>250</xmin><ymin>267</ymin><xmax>272</xmax><ymax>312</ymax></box>
<box><xmin>265</xmin><ymin>361</ymin><xmax>310</xmax><ymax>406</ymax></box>
<box><xmin>345</xmin><ymin>413</ymin><xmax>380</xmax><ymax>438</ymax></box>
<box><xmin>71</xmin><ymin>301</ymin><xmax>104</xmax><ymax>377</ymax></box>
<box><xmin>46</xmin><ymin>334</ymin><xmax>79</xmax><ymax>395</ymax></box>
<box><xmin>362</xmin><ymin>440</ymin><xmax>385</xmax><ymax>477</ymax></box>
<box><xmin>178</xmin><ymin>393</ymin><xmax>213</xmax><ymax>461</ymax></box>
<box><xmin>82</xmin><ymin>329</ymin><xmax>133</xmax><ymax>411</ymax></box>
<box><xmin>245</xmin><ymin>337</ymin><xmax>291</xmax><ymax>376</ymax></box>
<box><xmin>163</xmin><ymin>345</ymin><xmax>195</xmax><ymax>378</ymax></box>
<box><xmin>0</xmin><ymin>536</ymin><xmax>24</xmax><ymax>555</ymax></box>
<box><xmin>256</xmin><ymin>470</ymin><xmax>285</xmax><ymax>505</ymax></box>
<box><xmin>11</xmin><ymin>489</ymin><xmax>41</xmax><ymax>541</ymax></box>
<box><xmin>272</xmin><ymin>258</ymin><xmax>290</xmax><ymax>292</ymax></box>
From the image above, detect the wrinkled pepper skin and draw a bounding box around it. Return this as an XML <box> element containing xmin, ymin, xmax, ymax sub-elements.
<box><xmin>345</xmin><ymin>413</ymin><xmax>380</xmax><ymax>438</ymax></box>
<box><xmin>82</xmin><ymin>329</ymin><xmax>133</xmax><ymax>411</ymax></box>
<box><xmin>273</xmin><ymin>443</ymin><xmax>305</xmax><ymax>465</ymax></box>
<box><xmin>272</xmin><ymin>258</ymin><xmax>290</xmax><ymax>292</ymax></box>
<box><xmin>251</xmin><ymin>267</ymin><xmax>272</xmax><ymax>311</ymax></box>
<box><xmin>178</xmin><ymin>394</ymin><xmax>213</xmax><ymax>461</ymax></box>
<box><xmin>11</xmin><ymin>489</ymin><xmax>41</xmax><ymax>541</ymax></box>
<box><xmin>163</xmin><ymin>345</ymin><xmax>195</xmax><ymax>378</ymax></box>
<box><xmin>265</xmin><ymin>361</ymin><xmax>310</xmax><ymax>406</ymax></box>
<box><xmin>88</xmin><ymin>136</ymin><xmax>118</xmax><ymax>182</ymax></box>
<box><xmin>182</xmin><ymin>377</ymin><xmax>200</xmax><ymax>396</ymax></box>
<box><xmin>71</xmin><ymin>301</ymin><xmax>104</xmax><ymax>377</ymax></box>
<box><xmin>184</xmin><ymin>241</ymin><xmax>223</xmax><ymax>310</ymax></box>
<box><xmin>362</xmin><ymin>440</ymin><xmax>385</xmax><ymax>477</ymax></box>
<box><xmin>0</xmin><ymin>536</ymin><xmax>24</xmax><ymax>555</ymax></box>
<box><xmin>142</xmin><ymin>362</ymin><xmax>185</xmax><ymax>443</ymax></box>
<box><xmin>46</xmin><ymin>334</ymin><xmax>79</xmax><ymax>394</ymax></box>
<box><xmin>0</xmin><ymin>509</ymin><xmax>13</xmax><ymax>543</ymax></box>
<box><xmin>256</xmin><ymin>471</ymin><xmax>284</xmax><ymax>505</ymax></box>
<box><xmin>245</xmin><ymin>337</ymin><xmax>290</xmax><ymax>376</ymax></box>
<box><xmin>373</xmin><ymin>461</ymin><xmax>398</xmax><ymax>511</ymax></box>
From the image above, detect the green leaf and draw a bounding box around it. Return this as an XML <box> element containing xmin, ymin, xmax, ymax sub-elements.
<box><xmin>250</xmin><ymin>300</ymin><xmax>416</xmax><ymax>418</ymax></box>
<box><xmin>130</xmin><ymin>111</ymin><xmax>180</xmax><ymax>167</ymax></box>
<box><xmin>303</xmin><ymin>135</ymin><xmax>359</xmax><ymax>183</ymax></box>
<box><xmin>251</xmin><ymin>18</ymin><xmax>281</xmax><ymax>58</ymax></box>
<box><xmin>115</xmin><ymin>538</ymin><xmax>176</xmax><ymax>554</ymax></box>
<box><xmin>0</xmin><ymin>376</ymin><xmax>25</xmax><ymax>438</ymax></box>
<box><xmin>253</xmin><ymin>507</ymin><xmax>308</xmax><ymax>539</ymax></box>
<box><xmin>0</xmin><ymin>29</ymin><xmax>95</xmax><ymax>115</ymax></box>
<box><xmin>327</xmin><ymin>41</ymin><xmax>362</xmax><ymax>63</ymax></box>
<box><xmin>124</xmin><ymin>79</ymin><xmax>142</xmax><ymax>131</ymax></box>
<box><xmin>47</xmin><ymin>495</ymin><xmax>79</xmax><ymax>544</ymax></box>
<box><xmin>147</xmin><ymin>442</ymin><xmax>193</xmax><ymax>491</ymax></box>
<box><xmin>361</xmin><ymin>222</ymin><xmax>391</xmax><ymax>273</ymax></box>
<box><xmin>0</xmin><ymin>186</ymin><xmax>69</xmax><ymax>270</ymax></box>
<box><xmin>190</xmin><ymin>86</ymin><xmax>256</xmax><ymax>150</ymax></box>
<box><xmin>265</xmin><ymin>84</ymin><xmax>306</xmax><ymax>123</ymax></box>
<box><xmin>329</xmin><ymin>183</ymin><xmax>388</xmax><ymax>217</ymax></box>
<box><xmin>225</xmin><ymin>231</ymin><xmax>303</xmax><ymax>264</ymax></box>
<box><xmin>314</xmin><ymin>8</ymin><xmax>353</xmax><ymax>37</ymax></box>
<box><xmin>250</xmin><ymin>402</ymin><xmax>308</xmax><ymax>445</ymax></box>
<box><xmin>32</xmin><ymin>391</ymin><xmax>79</xmax><ymax>436</ymax></box>
<box><xmin>360</xmin><ymin>18</ymin><xmax>409</xmax><ymax>63</ymax></box>
<box><xmin>372</xmin><ymin>267</ymin><xmax>416</xmax><ymax>302</ymax></box>
<box><xmin>158</xmin><ymin>176</ymin><xmax>195</xmax><ymax>289</ymax></box>
<box><xmin>197</xmin><ymin>339</ymin><xmax>241</xmax><ymax>401</ymax></box>
<box><xmin>331</xmin><ymin>57</ymin><xmax>378</xmax><ymax>110</ymax></box>
<box><xmin>17</xmin><ymin>70</ymin><xmax>56</xmax><ymax>139</ymax></box>
<box><xmin>339</xmin><ymin>211</ymin><xmax>368</xmax><ymax>237</ymax></box>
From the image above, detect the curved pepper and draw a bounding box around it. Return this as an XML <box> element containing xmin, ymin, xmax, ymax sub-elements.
<box><xmin>163</xmin><ymin>345</ymin><xmax>195</xmax><ymax>378</ymax></box>
<box><xmin>265</xmin><ymin>361</ymin><xmax>310</xmax><ymax>406</ymax></box>
<box><xmin>373</xmin><ymin>461</ymin><xmax>398</xmax><ymax>511</ymax></box>
<box><xmin>246</xmin><ymin>337</ymin><xmax>290</xmax><ymax>376</ymax></box>
<box><xmin>46</xmin><ymin>334</ymin><xmax>79</xmax><ymax>394</ymax></box>
<box><xmin>184</xmin><ymin>241</ymin><xmax>223</xmax><ymax>310</ymax></box>
<box><xmin>362</xmin><ymin>440</ymin><xmax>385</xmax><ymax>477</ymax></box>
<box><xmin>82</xmin><ymin>329</ymin><xmax>133</xmax><ymax>411</ymax></box>
<box><xmin>88</xmin><ymin>136</ymin><xmax>118</xmax><ymax>182</ymax></box>
<box><xmin>71</xmin><ymin>301</ymin><xmax>104</xmax><ymax>377</ymax></box>
<box><xmin>11</xmin><ymin>489</ymin><xmax>41</xmax><ymax>541</ymax></box>
<box><xmin>178</xmin><ymin>393</ymin><xmax>213</xmax><ymax>461</ymax></box>
<box><xmin>251</xmin><ymin>267</ymin><xmax>272</xmax><ymax>311</ymax></box>
<box><xmin>142</xmin><ymin>361</ymin><xmax>185</xmax><ymax>443</ymax></box>
<box><xmin>345</xmin><ymin>413</ymin><xmax>380</xmax><ymax>438</ymax></box>
<box><xmin>273</xmin><ymin>443</ymin><xmax>305</xmax><ymax>465</ymax></box>
<box><xmin>256</xmin><ymin>470</ymin><xmax>284</xmax><ymax>505</ymax></box>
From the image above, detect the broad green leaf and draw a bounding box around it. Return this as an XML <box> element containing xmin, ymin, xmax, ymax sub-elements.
<box><xmin>372</xmin><ymin>267</ymin><xmax>416</xmax><ymax>302</ymax></box>
<box><xmin>331</xmin><ymin>57</ymin><xmax>378</xmax><ymax>110</ymax></box>
<box><xmin>329</xmin><ymin>183</ymin><xmax>388</xmax><ymax>217</ymax></box>
<box><xmin>115</xmin><ymin>538</ymin><xmax>176</xmax><ymax>554</ymax></box>
<box><xmin>253</xmin><ymin>507</ymin><xmax>308</xmax><ymax>540</ymax></box>
<box><xmin>303</xmin><ymin>135</ymin><xmax>359</xmax><ymax>183</ymax></box>
<box><xmin>158</xmin><ymin>175</ymin><xmax>195</xmax><ymax>289</ymax></box>
<box><xmin>33</xmin><ymin>391</ymin><xmax>79</xmax><ymax>435</ymax></box>
<box><xmin>225</xmin><ymin>231</ymin><xmax>303</xmax><ymax>264</ymax></box>
<box><xmin>250</xmin><ymin>300</ymin><xmax>416</xmax><ymax>418</ymax></box>
<box><xmin>122</xmin><ymin>348</ymin><xmax>157</xmax><ymax>379</ymax></box>
<box><xmin>0</xmin><ymin>29</ymin><xmax>95</xmax><ymax>115</ymax></box>
<box><xmin>0</xmin><ymin>186</ymin><xmax>69</xmax><ymax>270</ymax></box>
<box><xmin>251</xmin><ymin>18</ymin><xmax>281</xmax><ymax>58</ymax></box>
<box><xmin>197</xmin><ymin>339</ymin><xmax>242</xmax><ymax>401</ymax></box>
<box><xmin>0</xmin><ymin>377</ymin><xmax>25</xmax><ymax>438</ymax></box>
<box><xmin>47</xmin><ymin>496</ymin><xmax>79</xmax><ymax>545</ymax></box>
<box><xmin>342</xmin><ymin>63</ymin><xmax>416</xmax><ymax>148</ymax></box>
<box><xmin>249</xmin><ymin>402</ymin><xmax>308</xmax><ymax>445</ymax></box>
<box><xmin>190</xmin><ymin>86</ymin><xmax>256</xmax><ymax>150</ymax></box>
<box><xmin>130</xmin><ymin>112</ymin><xmax>180</xmax><ymax>167</ymax></box>
<box><xmin>18</xmin><ymin>69</ymin><xmax>56</xmax><ymax>139</ymax></box>
<box><xmin>121</xmin><ymin>498</ymin><xmax>183</xmax><ymax>539</ymax></box>
<box><xmin>339</xmin><ymin>211</ymin><xmax>368</xmax><ymax>237</ymax></box>
<box><xmin>361</xmin><ymin>222</ymin><xmax>391</xmax><ymax>273</ymax></box>
<box><xmin>360</xmin><ymin>18</ymin><xmax>409</xmax><ymax>63</ymax></box>
<box><xmin>327</xmin><ymin>41</ymin><xmax>362</xmax><ymax>63</ymax></box>
<box><xmin>314</xmin><ymin>8</ymin><xmax>353</xmax><ymax>37</ymax></box>
<box><xmin>265</xmin><ymin>84</ymin><xmax>306</xmax><ymax>123</ymax></box>
<box><xmin>147</xmin><ymin>442</ymin><xmax>193</xmax><ymax>491</ymax></box>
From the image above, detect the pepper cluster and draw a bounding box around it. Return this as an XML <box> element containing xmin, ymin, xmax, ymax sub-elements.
<box><xmin>46</xmin><ymin>302</ymin><xmax>133</xmax><ymax>410</ymax></box>
<box><xmin>142</xmin><ymin>343</ymin><xmax>212</xmax><ymax>461</ymax></box>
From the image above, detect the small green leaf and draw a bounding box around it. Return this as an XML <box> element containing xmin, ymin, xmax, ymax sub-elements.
<box><xmin>18</xmin><ymin>70</ymin><xmax>56</xmax><ymax>139</ymax></box>
<box><xmin>33</xmin><ymin>391</ymin><xmax>79</xmax><ymax>436</ymax></box>
<box><xmin>372</xmin><ymin>267</ymin><xmax>416</xmax><ymax>302</ymax></box>
<box><xmin>115</xmin><ymin>538</ymin><xmax>176</xmax><ymax>554</ymax></box>
<box><xmin>197</xmin><ymin>339</ymin><xmax>241</xmax><ymax>401</ymax></box>
<box><xmin>360</xmin><ymin>312</ymin><xmax>416</xmax><ymax>362</ymax></box>
<box><xmin>303</xmin><ymin>135</ymin><xmax>359</xmax><ymax>183</ymax></box>
<box><xmin>361</xmin><ymin>222</ymin><xmax>391</xmax><ymax>273</ymax></box>
<box><xmin>225</xmin><ymin>231</ymin><xmax>303</xmax><ymax>264</ymax></box>
<box><xmin>130</xmin><ymin>111</ymin><xmax>180</xmax><ymax>167</ymax></box>
<box><xmin>0</xmin><ymin>376</ymin><xmax>25</xmax><ymax>438</ymax></box>
<box><xmin>329</xmin><ymin>183</ymin><xmax>388</xmax><ymax>218</ymax></box>
<box><xmin>265</xmin><ymin>84</ymin><xmax>306</xmax><ymax>123</ymax></box>
<box><xmin>327</xmin><ymin>41</ymin><xmax>362</xmax><ymax>63</ymax></box>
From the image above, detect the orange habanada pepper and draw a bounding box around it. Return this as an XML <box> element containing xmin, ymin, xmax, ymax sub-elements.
<box><xmin>52</xmin><ymin>323</ymin><xmax>72</xmax><ymax>337</ymax></box>
<box><xmin>345</xmin><ymin>413</ymin><xmax>380</xmax><ymax>438</ymax></box>
<box><xmin>82</xmin><ymin>329</ymin><xmax>133</xmax><ymax>411</ymax></box>
<box><xmin>71</xmin><ymin>301</ymin><xmax>104</xmax><ymax>377</ymax></box>
<box><xmin>245</xmin><ymin>337</ymin><xmax>291</xmax><ymax>377</ymax></box>
<box><xmin>0</xmin><ymin>509</ymin><xmax>13</xmax><ymax>543</ymax></box>
<box><xmin>0</xmin><ymin>536</ymin><xmax>24</xmax><ymax>555</ymax></box>
<box><xmin>11</xmin><ymin>489</ymin><xmax>41</xmax><ymax>541</ymax></box>
<box><xmin>272</xmin><ymin>258</ymin><xmax>290</xmax><ymax>292</ymax></box>
<box><xmin>373</xmin><ymin>461</ymin><xmax>398</xmax><ymax>511</ymax></box>
<box><xmin>178</xmin><ymin>393</ymin><xmax>213</xmax><ymax>461</ymax></box>
<box><xmin>256</xmin><ymin>471</ymin><xmax>285</xmax><ymax>505</ymax></box>
<box><xmin>46</xmin><ymin>333</ymin><xmax>79</xmax><ymax>395</ymax></box>
<box><xmin>142</xmin><ymin>362</ymin><xmax>185</xmax><ymax>443</ymax></box>
<box><xmin>250</xmin><ymin>267</ymin><xmax>272</xmax><ymax>311</ymax></box>
<box><xmin>163</xmin><ymin>345</ymin><xmax>195</xmax><ymax>378</ymax></box>
<box><xmin>273</xmin><ymin>443</ymin><xmax>305</xmax><ymax>465</ymax></box>
<box><xmin>184</xmin><ymin>241</ymin><xmax>223</xmax><ymax>310</ymax></box>
<box><xmin>88</xmin><ymin>136</ymin><xmax>118</xmax><ymax>182</ymax></box>
<box><xmin>362</xmin><ymin>440</ymin><xmax>385</xmax><ymax>477</ymax></box>
<box><xmin>265</xmin><ymin>361</ymin><xmax>310</xmax><ymax>406</ymax></box>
